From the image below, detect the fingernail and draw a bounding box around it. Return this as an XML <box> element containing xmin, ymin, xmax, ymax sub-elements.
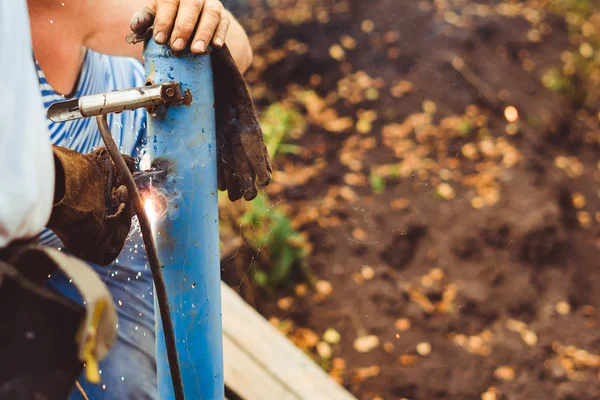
<box><xmin>173</xmin><ymin>38</ymin><xmax>185</xmax><ymax>51</ymax></box>
<box><xmin>154</xmin><ymin>31</ymin><xmax>166</xmax><ymax>44</ymax></box>
<box><xmin>192</xmin><ymin>40</ymin><xmax>206</xmax><ymax>53</ymax></box>
<box><xmin>214</xmin><ymin>38</ymin><xmax>224</xmax><ymax>47</ymax></box>
<box><xmin>130</xmin><ymin>17</ymin><xmax>140</xmax><ymax>31</ymax></box>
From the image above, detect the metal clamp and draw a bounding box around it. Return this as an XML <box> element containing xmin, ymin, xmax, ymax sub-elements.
<box><xmin>47</xmin><ymin>82</ymin><xmax>184</xmax><ymax>123</ymax></box>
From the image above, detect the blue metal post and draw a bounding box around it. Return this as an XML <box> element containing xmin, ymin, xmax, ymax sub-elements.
<box><xmin>143</xmin><ymin>39</ymin><xmax>224</xmax><ymax>399</ymax></box>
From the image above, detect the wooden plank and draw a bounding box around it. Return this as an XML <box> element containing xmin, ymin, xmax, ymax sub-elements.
<box><xmin>221</xmin><ymin>282</ymin><xmax>358</xmax><ymax>400</ymax></box>
<box><xmin>223</xmin><ymin>334</ymin><xmax>297</xmax><ymax>400</ymax></box>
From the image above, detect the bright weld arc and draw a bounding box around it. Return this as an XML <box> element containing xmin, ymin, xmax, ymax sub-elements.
<box><xmin>144</xmin><ymin>198</ymin><xmax>157</xmax><ymax>224</ymax></box>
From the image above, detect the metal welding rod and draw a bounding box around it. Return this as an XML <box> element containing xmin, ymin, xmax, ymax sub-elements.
<box><xmin>47</xmin><ymin>83</ymin><xmax>181</xmax><ymax>123</ymax></box>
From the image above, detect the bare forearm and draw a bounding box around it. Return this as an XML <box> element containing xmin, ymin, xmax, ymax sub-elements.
<box><xmin>223</xmin><ymin>10</ymin><xmax>252</xmax><ymax>74</ymax></box>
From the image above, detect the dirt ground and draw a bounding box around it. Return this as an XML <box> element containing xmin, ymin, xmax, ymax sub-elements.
<box><xmin>223</xmin><ymin>0</ymin><xmax>600</xmax><ymax>399</ymax></box>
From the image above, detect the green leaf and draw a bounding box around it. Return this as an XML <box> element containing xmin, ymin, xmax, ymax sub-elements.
<box><xmin>253</xmin><ymin>269</ymin><xmax>269</xmax><ymax>287</ymax></box>
<box><xmin>270</xmin><ymin>246</ymin><xmax>296</xmax><ymax>284</ymax></box>
<box><xmin>459</xmin><ymin>121</ymin><xmax>472</xmax><ymax>135</ymax></box>
<box><xmin>369</xmin><ymin>173</ymin><xmax>386</xmax><ymax>194</ymax></box>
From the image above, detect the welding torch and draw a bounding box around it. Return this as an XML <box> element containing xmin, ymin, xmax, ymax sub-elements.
<box><xmin>48</xmin><ymin>83</ymin><xmax>185</xmax><ymax>400</ymax></box>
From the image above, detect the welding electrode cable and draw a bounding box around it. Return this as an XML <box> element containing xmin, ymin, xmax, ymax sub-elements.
<box><xmin>96</xmin><ymin>115</ymin><xmax>185</xmax><ymax>400</ymax></box>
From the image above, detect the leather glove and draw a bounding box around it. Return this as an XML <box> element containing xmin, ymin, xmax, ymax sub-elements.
<box><xmin>211</xmin><ymin>44</ymin><xmax>272</xmax><ymax>201</ymax></box>
<box><xmin>47</xmin><ymin>145</ymin><xmax>136</xmax><ymax>266</ymax></box>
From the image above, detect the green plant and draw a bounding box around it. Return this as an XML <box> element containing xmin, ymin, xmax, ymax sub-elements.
<box><xmin>260</xmin><ymin>102</ymin><xmax>305</xmax><ymax>158</ymax></box>
<box><xmin>542</xmin><ymin>0</ymin><xmax>600</xmax><ymax>107</ymax></box>
<box><xmin>219</xmin><ymin>100</ymin><xmax>313</xmax><ymax>293</ymax></box>
<box><xmin>240</xmin><ymin>193</ymin><xmax>313</xmax><ymax>291</ymax></box>
<box><xmin>548</xmin><ymin>0</ymin><xmax>597</xmax><ymax>17</ymax></box>
<box><xmin>369</xmin><ymin>171</ymin><xmax>386</xmax><ymax>194</ymax></box>
<box><xmin>459</xmin><ymin>120</ymin><xmax>473</xmax><ymax>135</ymax></box>
<box><xmin>542</xmin><ymin>68</ymin><xmax>571</xmax><ymax>92</ymax></box>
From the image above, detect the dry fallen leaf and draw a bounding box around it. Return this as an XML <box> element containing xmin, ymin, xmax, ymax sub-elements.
<box><xmin>295</xmin><ymin>284</ymin><xmax>308</xmax><ymax>297</ymax></box>
<box><xmin>329</xmin><ymin>357</ymin><xmax>346</xmax><ymax>384</ymax></box>
<box><xmin>277</xmin><ymin>297</ymin><xmax>294</xmax><ymax>310</ymax></box>
<box><xmin>317</xmin><ymin>342</ymin><xmax>333</xmax><ymax>359</ymax></box>
<box><xmin>521</xmin><ymin>330</ymin><xmax>538</xmax><ymax>347</ymax></box>
<box><xmin>572</xmin><ymin>192</ymin><xmax>586</xmax><ymax>209</ymax></box>
<box><xmin>494</xmin><ymin>366</ymin><xmax>515</xmax><ymax>381</ymax></box>
<box><xmin>324</xmin><ymin>117</ymin><xmax>354</xmax><ymax>133</ymax></box>
<box><xmin>578</xmin><ymin>211</ymin><xmax>592</xmax><ymax>228</ymax></box>
<box><xmin>398</xmin><ymin>354</ymin><xmax>419</xmax><ymax>366</ymax></box>
<box><xmin>437</xmin><ymin>183</ymin><xmax>456</xmax><ymax>200</ymax></box>
<box><xmin>323</xmin><ymin>328</ymin><xmax>341</xmax><ymax>344</ymax></box>
<box><xmin>506</xmin><ymin>319</ymin><xmax>527</xmax><ymax>333</ymax></box>
<box><xmin>356</xmin><ymin>118</ymin><xmax>372</xmax><ymax>134</ymax></box>
<box><xmin>383</xmin><ymin>342</ymin><xmax>395</xmax><ymax>353</ymax></box>
<box><xmin>504</xmin><ymin>106</ymin><xmax>519</xmax><ymax>122</ymax></box>
<box><xmin>527</xmin><ymin>29</ymin><xmax>542</xmax><ymax>42</ymax></box>
<box><xmin>361</xmin><ymin>19</ymin><xmax>375</xmax><ymax>33</ymax></box>
<box><xmin>395</xmin><ymin>318</ymin><xmax>412</xmax><ymax>331</ymax></box>
<box><xmin>462</xmin><ymin>143</ymin><xmax>478</xmax><ymax>159</ymax></box>
<box><xmin>505</xmin><ymin>123</ymin><xmax>519</xmax><ymax>135</ymax></box>
<box><xmin>352</xmin><ymin>228</ymin><xmax>367</xmax><ymax>241</ymax></box>
<box><xmin>471</xmin><ymin>196</ymin><xmax>484</xmax><ymax>209</ymax></box>
<box><xmin>315</xmin><ymin>280</ymin><xmax>334</xmax><ymax>296</ymax></box>
<box><xmin>481</xmin><ymin>389</ymin><xmax>498</xmax><ymax>400</ymax></box>
<box><xmin>387</xmin><ymin>46</ymin><xmax>401</xmax><ymax>59</ymax></box>
<box><xmin>390</xmin><ymin>80</ymin><xmax>414</xmax><ymax>97</ymax></box>
<box><xmin>556</xmin><ymin>301</ymin><xmax>571</xmax><ymax>315</ymax></box>
<box><xmin>329</xmin><ymin>44</ymin><xmax>346</xmax><ymax>60</ymax></box>
<box><xmin>340</xmin><ymin>35</ymin><xmax>356</xmax><ymax>50</ymax></box>
<box><xmin>423</xmin><ymin>100</ymin><xmax>437</xmax><ymax>114</ymax></box>
<box><xmin>580</xmin><ymin>42</ymin><xmax>594</xmax><ymax>58</ymax></box>
<box><xmin>344</xmin><ymin>172</ymin><xmax>367</xmax><ymax>186</ymax></box>
<box><xmin>416</xmin><ymin>342</ymin><xmax>432</xmax><ymax>356</ymax></box>
<box><xmin>339</xmin><ymin>186</ymin><xmax>359</xmax><ymax>202</ymax></box>
<box><xmin>365</xmin><ymin>87</ymin><xmax>380</xmax><ymax>100</ymax></box>
<box><xmin>291</xmin><ymin>328</ymin><xmax>320</xmax><ymax>350</ymax></box>
<box><xmin>352</xmin><ymin>365</ymin><xmax>380</xmax><ymax>383</ymax></box>
<box><xmin>361</xmin><ymin>265</ymin><xmax>375</xmax><ymax>280</ymax></box>
<box><xmin>354</xmin><ymin>335</ymin><xmax>380</xmax><ymax>353</ymax></box>
<box><xmin>352</xmin><ymin>272</ymin><xmax>364</xmax><ymax>284</ymax></box>
<box><xmin>429</xmin><ymin>268</ymin><xmax>444</xmax><ymax>281</ymax></box>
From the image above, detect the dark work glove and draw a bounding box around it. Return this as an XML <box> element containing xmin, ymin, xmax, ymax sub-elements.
<box><xmin>211</xmin><ymin>44</ymin><xmax>272</xmax><ymax>201</ymax></box>
<box><xmin>47</xmin><ymin>146</ymin><xmax>137</xmax><ymax>266</ymax></box>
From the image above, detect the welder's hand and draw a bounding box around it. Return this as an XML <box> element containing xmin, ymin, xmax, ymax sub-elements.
<box><xmin>46</xmin><ymin>146</ymin><xmax>137</xmax><ymax>266</ymax></box>
<box><xmin>129</xmin><ymin>0</ymin><xmax>230</xmax><ymax>53</ymax></box>
<box><xmin>212</xmin><ymin>44</ymin><xmax>272</xmax><ymax>201</ymax></box>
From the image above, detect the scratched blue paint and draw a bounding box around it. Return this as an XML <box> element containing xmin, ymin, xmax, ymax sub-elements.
<box><xmin>144</xmin><ymin>38</ymin><xmax>223</xmax><ymax>399</ymax></box>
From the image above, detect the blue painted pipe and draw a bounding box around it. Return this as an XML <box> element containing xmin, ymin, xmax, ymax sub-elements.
<box><xmin>143</xmin><ymin>39</ymin><xmax>224</xmax><ymax>399</ymax></box>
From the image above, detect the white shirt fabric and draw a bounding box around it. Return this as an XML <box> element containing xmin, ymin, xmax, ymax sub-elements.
<box><xmin>0</xmin><ymin>0</ymin><xmax>54</xmax><ymax>247</ymax></box>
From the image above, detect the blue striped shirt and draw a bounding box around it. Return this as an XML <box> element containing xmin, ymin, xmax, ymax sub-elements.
<box><xmin>37</xmin><ymin>49</ymin><xmax>147</xmax><ymax>249</ymax></box>
<box><xmin>38</xmin><ymin>51</ymin><xmax>156</xmax><ymax>390</ymax></box>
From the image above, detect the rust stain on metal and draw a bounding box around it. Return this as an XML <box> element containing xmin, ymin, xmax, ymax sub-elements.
<box><xmin>182</xmin><ymin>88</ymin><xmax>193</xmax><ymax>106</ymax></box>
<box><xmin>147</xmin><ymin>62</ymin><xmax>156</xmax><ymax>84</ymax></box>
<box><xmin>160</xmin><ymin>83</ymin><xmax>182</xmax><ymax>103</ymax></box>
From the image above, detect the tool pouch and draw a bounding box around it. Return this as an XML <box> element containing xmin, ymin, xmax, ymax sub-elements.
<box><xmin>47</xmin><ymin>145</ymin><xmax>136</xmax><ymax>266</ymax></box>
<box><xmin>0</xmin><ymin>245</ymin><xmax>117</xmax><ymax>400</ymax></box>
